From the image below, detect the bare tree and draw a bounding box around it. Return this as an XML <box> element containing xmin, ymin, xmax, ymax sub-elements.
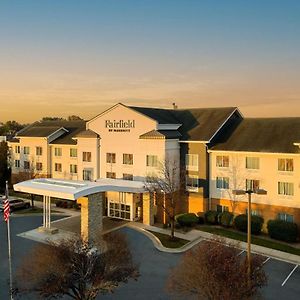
<box><xmin>15</xmin><ymin>232</ymin><xmax>139</xmax><ymax>300</ymax></box>
<box><xmin>167</xmin><ymin>239</ymin><xmax>267</xmax><ymax>300</ymax></box>
<box><xmin>146</xmin><ymin>158</ymin><xmax>186</xmax><ymax>240</ymax></box>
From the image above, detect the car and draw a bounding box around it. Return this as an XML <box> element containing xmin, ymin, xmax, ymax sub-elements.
<box><xmin>0</xmin><ymin>198</ymin><xmax>30</xmax><ymax>212</ymax></box>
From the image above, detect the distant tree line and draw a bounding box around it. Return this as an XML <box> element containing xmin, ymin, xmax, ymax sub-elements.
<box><xmin>0</xmin><ymin>121</ymin><xmax>25</xmax><ymax>136</ymax></box>
<box><xmin>41</xmin><ymin>115</ymin><xmax>83</xmax><ymax>121</ymax></box>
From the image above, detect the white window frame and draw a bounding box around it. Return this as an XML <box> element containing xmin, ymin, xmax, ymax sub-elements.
<box><xmin>70</xmin><ymin>164</ymin><xmax>78</xmax><ymax>174</ymax></box>
<box><xmin>245</xmin><ymin>157</ymin><xmax>259</xmax><ymax>170</ymax></box>
<box><xmin>216</xmin><ymin>176</ymin><xmax>229</xmax><ymax>189</ymax></box>
<box><xmin>278</xmin><ymin>182</ymin><xmax>294</xmax><ymax>196</ymax></box>
<box><xmin>54</xmin><ymin>147</ymin><xmax>62</xmax><ymax>157</ymax></box>
<box><xmin>185</xmin><ymin>154</ymin><xmax>198</xmax><ymax>171</ymax></box>
<box><xmin>83</xmin><ymin>169</ymin><xmax>93</xmax><ymax>181</ymax></box>
<box><xmin>15</xmin><ymin>146</ymin><xmax>20</xmax><ymax>154</ymax></box>
<box><xmin>36</xmin><ymin>146</ymin><xmax>43</xmax><ymax>156</ymax></box>
<box><xmin>15</xmin><ymin>160</ymin><xmax>20</xmax><ymax>168</ymax></box>
<box><xmin>106</xmin><ymin>153</ymin><xmax>116</xmax><ymax>164</ymax></box>
<box><xmin>186</xmin><ymin>175</ymin><xmax>199</xmax><ymax>192</ymax></box>
<box><xmin>83</xmin><ymin>152</ymin><xmax>92</xmax><ymax>162</ymax></box>
<box><xmin>23</xmin><ymin>146</ymin><xmax>30</xmax><ymax>155</ymax></box>
<box><xmin>54</xmin><ymin>163</ymin><xmax>62</xmax><ymax>172</ymax></box>
<box><xmin>146</xmin><ymin>155</ymin><xmax>158</xmax><ymax>167</ymax></box>
<box><xmin>278</xmin><ymin>158</ymin><xmax>294</xmax><ymax>172</ymax></box>
<box><xmin>246</xmin><ymin>179</ymin><xmax>260</xmax><ymax>191</ymax></box>
<box><xmin>70</xmin><ymin>148</ymin><xmax>78</xmax><ymax>158</ymax></box>
<box><xmin>123</xmin><ymin>153</ymin><xmax>133</xmax><ymax>165</ymax></box>
<box><xmin>216</xmin><ymin>155</ymin><xmax>229</xmax><ymax>168</ymax></box>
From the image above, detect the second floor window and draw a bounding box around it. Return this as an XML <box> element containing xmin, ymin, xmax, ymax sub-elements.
<box><xmin>83</xmin><ymin>169</ymin><xmax>93</xmax><ymax>181</ymax></box>
<box><xmin>246</xmin><ymin>157</ymin><xmax>259</xmax><ymax>169</ymax></box>
<box><xmin>146</xmin><ymin>155</ymin><xmax>158</xmax><ymax>167</ymax></box>
<box><xmin>186</xmin><ymin>154</ymin><xmax>198</xmax><ymax>171</ymax></box>
<box><xmin>55</xmin><ymin>147</ymin><xmax>62</xmax><ymax>157</ymax></box>
<box><xmin>36</xmin><ymin>147</ymin><xmax>42</xmax><ymax>156</ymax></box>
<box><xmin>278</xmin><ymin>182</ymin><xmax>294</xmax><ymax>196</ymax></box>
<box><xmin>36</xmin><ymin>162</ymin><xmax>43</xmax><ymax>171</ymax></box>
<box><xmin>246</xmin><ymin>179</ymin><xmax>260</xmax><ymax>191</ymax></box>
<box><xmin>70</xmin><ymin>148</ymin><xmax>77</xmax><ymax>158</ymax></box>
<box><xmin>186</xmin><ymin>175</ymin><xmax>199</xmax><ymax>191</ymax></box>
<box><xmin>216</xmin><ymin>177</ymin><xmax>229</xmax><ymax>189</ymax></box>
<box><xmin>55</xmin><ymin>163</ymin><xmax>62</xmax><ymax>172</ymax></box>
<box><xmin>83</xmin><ymin>152</ymin><xmax>92</xmax><ymax>162</ymax></box>
<box><xmin>15</xmin><ymin>146</ymin><xmax>20</xmax><ymax>153</ymax></box>
<box><xmin>216</xmin><ymin>155</ymin><xmax>229</xmax><ymax>168</ymax></box>
<box><xmin>70</xmin><ymin>164</ymin><xmax>78</xmax><ymax>174</ymax></box>
<box><xmin>278</xmin><ymin>158</ymin><xmax>293</xmax><ymax>172</ymax></box>
<box><xmin>106</xmin><ymin>153</ymin><xmax>116</xmax><ymax>163</ymax></box>
<box><xmin>123</xmin><ymin>153</ymin><xmax>133</xmax><ymax>165</ymax></box>
<box><xmin>24</xmin><ymin>147</ymin><xmax>30</xmax><ymax>155</ymax></box>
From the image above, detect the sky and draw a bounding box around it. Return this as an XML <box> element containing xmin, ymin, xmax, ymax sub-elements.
<box><xmin>0</xmin><ymin>0</ymin><xmax>300</xmax><ymax>123</ymax></box>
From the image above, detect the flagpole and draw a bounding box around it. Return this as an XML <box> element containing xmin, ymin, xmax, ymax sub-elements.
<box><xmin>6</xmin><ymin>181</ymin><xmax>13</xmax><ymax>300</ymax></box>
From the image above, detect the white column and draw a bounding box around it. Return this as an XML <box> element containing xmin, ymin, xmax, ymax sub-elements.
<box><xmin>43</xmin><ymin>195</ymin><xmax>46</xmax><ymax>228</ymax></box>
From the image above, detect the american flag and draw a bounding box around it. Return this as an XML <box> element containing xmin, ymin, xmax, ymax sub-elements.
<box><xmin>3</xmin><ymin>184</ymin><xmax>10</xmax><ymax>222</ymax></box>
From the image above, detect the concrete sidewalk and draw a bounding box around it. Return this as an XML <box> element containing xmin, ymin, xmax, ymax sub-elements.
<box><xmin>128</xmin><ymin>222</ymin><xmax>300</xmax><ymax>264</ymax></box>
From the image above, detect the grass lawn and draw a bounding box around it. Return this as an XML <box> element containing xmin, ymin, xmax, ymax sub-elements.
<box><xmin>197</xmin><ymin>225</ymin><xmax>300</xmax><ymax>256</ymax></box>
<box><xmin>147</xmin><ymin>230</ymin><xmax>189</xmax><ymax>248</ymax></box>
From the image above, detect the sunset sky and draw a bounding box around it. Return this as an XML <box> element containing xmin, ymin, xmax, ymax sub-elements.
<box><xmin>0</xmin><ymin>0</ymin><xmax>300</xmax><ymax>123</ymax></box>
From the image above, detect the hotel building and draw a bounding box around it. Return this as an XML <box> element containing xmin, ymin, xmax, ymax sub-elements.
<box><xmin>8</xmin><ymin>103</ymin><xmax>300</xmax><ymax>227</ymax></box>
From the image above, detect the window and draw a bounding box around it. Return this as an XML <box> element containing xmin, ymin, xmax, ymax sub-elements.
<box><xmin>123</xmin><ymin>173</ymin><xmax>133</xmax><ymax>181</ymax></box>
<box><xmin>146</xmin><ymin>155</ymin><xmax>158</xmax><ymax>167</ymax></box>
<box><xmin>278</xmin><ymin>158</ymin><xmax>293</xmax><ymax>172</ymax></box>
<box><xmin>70</xmin><ymin>148</ymin><xmax>77</xmax><ymax>158</ymax></box>
<box><xmin>55</xmin><ymin>163</ymin><xmax>62</xmax><ymax>172</ymax></box>
<box><xmin>106</xmin><ymin>172</ymin><xmax>116</xmax><ymax>179</ymax></box>
<box><xmin>216</xmin><ymin>155</ymin><xmax>229</xmax><ymax>168</ymax></box>
<box><xmin>24</xmin><ymin>147</ymin><xmax>30</xmax><ymax>155</ymax></box>
<box><xmin>106</xmin><ymin>153</ymin><xmax>116</xmax><ymax>163</ymax></box>
<box><xmin>278</xmin><ymin>213</ymin><xmax>294</xmax><ymax>223</ymax></box>
<box><xmin>217</xmin><ymin>205</ymin><xmax>229</xmax><ymax>213</ymax></box>
<box><xmin>83</xmin><ymin>152</ymin><xmax>92</xmax><ymax>162</ymax></box>
<box><xmin>15</xmin><ymin>160</ymin><xmax>20</xmax><ymax>168</ymax></box>
<box><xmin>216</xmin><ymin>177</ymin><xmax>229</xmax><ymax>189</ymax></box>
<box><xmin>15</xmin><ymin>146</ymin><xmax>20</xmax><ymax>154</ymax></box>
<box><xmin>186</xmin><ymin>175</ymin><xmax>199</xmax><ymax>191</ymax></box>
<box><xmin>36</xmin><ymin>162</ymin><xmax>43</xmax><ymax>171</ymax></box>
<box><xmin>54</xmin><ymin>147</ymin><xmax>62</xmax><ymax>157</ymax></box>
<box><xmin>83</xmin><ymin>169</ymin><xmax>93</xmax><ymax>181</ymax></box>
<box><xmin>109</xmin><ymin>202</ymin><xmax>131</xmax><ymax>220</ymax></box>
<box><xmin>70</xmin><ymin>164</ymin><xmax>77</xmax><ymax>174</ymax></box>
<box><xmin>123</xmin><ymin>153</ymin><xmax>133</xmax><ymax>165</ymax></box>
<box><xmin>24</xmin><ymin>161</ymin><xmax>30</xmax><ymax>170</ymax></box>
<box><xmin>36</xmin><ymin>146</ymin><xmax>42</xmax><ymax>156</ymax></box>
<box><xmin>246</xmin><ymin>157</ymin><xmax>259</xmax><ymax>169</ymax></box>
<box><xmin>185</xmin><ymin>154</ymin><xmax>198</xmax><ymax>171</ymax></box>
<box><xmin>245</xmin><ymin>209</ymin><xmax>261</xmax><ymax>216</ymax></box>
<box><xmin>278</xmin><ymin>182</ymin><xmax>294</xmax><ymax>196</ymax></box>
<box><xmin>246</xmin><ymin>179</ymin><xmax>260</xmax><ymax>191</ymax></box>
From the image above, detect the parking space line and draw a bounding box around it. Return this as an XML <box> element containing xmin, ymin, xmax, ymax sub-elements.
<box><xmin>281</xmin><ymin>265</ymin><xmax>298</xmax><ymax>287</ymax></box>
<box><xmin>262</xmin><ymin>257</ymin><xmax>271</xmax><ymax>265</ymax></box>
<box><xmin>237</xmin><ymin>250</ymin><xmax>244</xmax><ymax>256</ymax></box>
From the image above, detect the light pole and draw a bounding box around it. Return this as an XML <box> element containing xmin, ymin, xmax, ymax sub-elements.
<box><xmin>233</xmin><ymin>188</ymin><xmax>267</xmax><ymax>284</ymax></box>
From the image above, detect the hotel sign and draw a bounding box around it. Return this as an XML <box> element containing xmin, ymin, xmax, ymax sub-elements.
<box><xmin>105</xmin><ymin>120</ymin><xmax>135</xmax><ymax>132</ymax></box>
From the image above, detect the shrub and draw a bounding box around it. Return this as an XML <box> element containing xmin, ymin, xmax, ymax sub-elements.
<box><xmin>198</xmin><ymin>216</ymin><xmax>204</xmax><ymax>224</ymax></box>
<box><xmin>62</xmin><ymin>202</ymin><xmax>68</xmax><ymax>208</ymax></box>
<box><xmin>267</xmin><ymin>220</ymin><xmax>298</xmax><ymax>243</ymax></box>
<box><xmin>234</xmin><ymin>214</ymin><xmax>264</xmax><ymax>235</ymax></box>
<box><xmin>219</xmin><ymin>211</ymin><xmax>234</xmax><ymax>227</ymax></box>
<box><xmin>204</xmin><ymin>210</ymin><xmax>219</xmax><ymax>224</ymax></box>
<box><xmin>176</xmin><ymin>213</ymin><xmax>199</xmax><ymax>227</ymax></box>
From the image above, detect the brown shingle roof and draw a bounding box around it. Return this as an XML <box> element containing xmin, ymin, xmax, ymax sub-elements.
<box><xmin>211</xmin><ymin>118</ymin><xmax>300</xmax><ymax>154</ymax></box>
<box><xmin>140</xmin><ymin>130</ymin><xmax>182</xmax><ymax>139</ymax></box>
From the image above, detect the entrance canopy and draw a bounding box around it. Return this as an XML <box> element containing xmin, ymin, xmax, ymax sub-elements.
<box><xmin>13</xmin><ymin>178</ymin><xmax>147</xmax><ymax>200</ymax></box>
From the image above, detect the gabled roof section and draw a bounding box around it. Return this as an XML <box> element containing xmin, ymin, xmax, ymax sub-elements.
<box><xmin>211</xmin><ymin>118</ymin><xmax>300</xmax><ymax>154</ymax></box>
<box><xmin>74</xmin><ymin>129</ymin><xmax>99</xmax><ymax>138</ymax></box>
<box><xmin>16</xmin><ymin>125</ymin><xmax>67</xmax><ymax>138</ymax></box>
<box><xmin>140</xmin><ymin>130</ymin><xmax>182</xmax><ymax>140</ymax></box>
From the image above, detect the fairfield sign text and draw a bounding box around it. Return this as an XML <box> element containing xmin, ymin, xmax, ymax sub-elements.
<box><xmin>105</xmin><ymin>120</ymin><xmax>135</xmax><ymax>132</ymax></box>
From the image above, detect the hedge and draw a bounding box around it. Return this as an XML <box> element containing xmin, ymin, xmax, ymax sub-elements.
<box><xmin>234</xmin><ymin>214</ymin><xmax>264</xmax><ymax>235</ymax></box>
<box><xmin>219</xmin><ymin>211</ymin><xmax>234</xmax><ymax>227</ymax></box>
<box><xmin>204</xmin><ymin>210</ymin><xmax>219</xmax><ymax>225</ymax></box>
<box><xmin>267</xmin><ymin>220</ymin><xmax>298</xmax><ymax>243</ymax></box>
<box><xmin>176</xmin><ymin>213</ymin><xmax>199</xmax><ymax>227</ymax></box>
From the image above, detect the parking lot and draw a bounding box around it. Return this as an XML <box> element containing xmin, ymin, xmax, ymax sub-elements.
<box><xmin>1</xmin><ymin>215</ymin><xmax>300</xmax><ymax>299</ymax></box>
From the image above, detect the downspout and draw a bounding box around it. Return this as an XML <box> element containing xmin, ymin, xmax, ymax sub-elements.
<box><xmin>206</xmin><ymin>144</ymin><xmax>211</xmax><ymax>211</ymax></box>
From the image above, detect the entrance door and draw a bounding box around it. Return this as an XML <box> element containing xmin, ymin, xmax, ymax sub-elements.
<box><xmin>109</xmin><ymin>202</ymin><xmax>131</xmax><ymax>220</ymax></box>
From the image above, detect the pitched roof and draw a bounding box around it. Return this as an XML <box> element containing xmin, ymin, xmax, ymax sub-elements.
<box><xmin>17</xmin><ymin>126</ymin><xmax>65</xmax><ymax>137</ymax></box>
<box><xmin>16</xmin><ymin>120</ymin><xmax>86</xmax><ymax>145</ymax></box>
<box><xmin>140</xmin><ymin>130</ymin><xmax>182</xmax><ymax>139</ymax></box>
<box><xmin>74</xmin><ymin>129</ymin><xmax>99</xmax><ymax>138</ymax></box>
<box><xmin>130</xmin><ymin>105</ymin><xmax>238</xmax><ymax>141</ymax></box>
<box><xmin>211</xmin><ymin>118</ymin><xmax>300</xmax><ymax>154</ymax></box>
